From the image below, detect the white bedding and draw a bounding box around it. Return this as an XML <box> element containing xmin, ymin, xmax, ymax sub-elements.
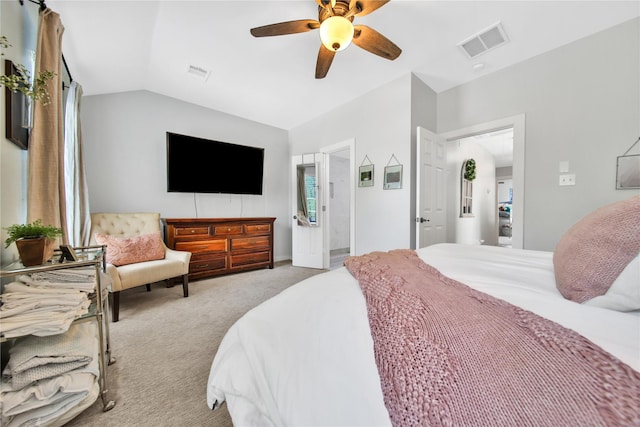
<box><xmin>206</xmin><ymin>244</ymin><xmax>640</xmax><ymax>426</ymax></box>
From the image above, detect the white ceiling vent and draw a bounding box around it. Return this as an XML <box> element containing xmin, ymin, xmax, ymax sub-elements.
<box><xmin>458</xmin><ymin>22</ymin><xmax>509</xmax><ymax>59</ymax></box>
<box><xmin>186</xmin><ymin>64</ymin><xmax>211</xmax><ymax>81</ymax></box>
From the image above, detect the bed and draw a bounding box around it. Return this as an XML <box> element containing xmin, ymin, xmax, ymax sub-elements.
<box><xmin>207</xmin><ymin>197</ymin><xmax>640</xmax><ymax>426</ymax></box>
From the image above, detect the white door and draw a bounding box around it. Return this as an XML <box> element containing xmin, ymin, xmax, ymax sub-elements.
<box><xmin>415</xmin><ymin>127</ymin><xmax>447</xmax><ymax>248</ymax></box>
<box><xmin>292</xmin><ymin>153</ymin><xmax>324</xmax><ymax>268</ymax></box>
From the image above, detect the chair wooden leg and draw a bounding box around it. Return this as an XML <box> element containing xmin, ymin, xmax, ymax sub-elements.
<box><xmin>146</xmin><ymin>284</ymin><xmax>151</xmax><ymax>292</ymax></box>
<box><xmin>112</xmin><ymin>291</ymin><xmax>120</xmax><ymax>322</ymax></box>
<box><xmin>182</xmin><ymin>274</ymin><xmax>189</xmax><ymax>298</ymax></box>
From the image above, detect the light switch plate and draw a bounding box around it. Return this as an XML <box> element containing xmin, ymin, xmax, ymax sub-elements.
<box><xmin>559</xmin><ymin>174</ymin><xmax>576</xmax><ymax>186</ymax></box>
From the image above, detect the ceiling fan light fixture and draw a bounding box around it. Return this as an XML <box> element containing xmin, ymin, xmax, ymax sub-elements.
<box><xmin>319</xmin><ymin>16</ymin><xmax>354</xmax><ymax>52</ymax></box>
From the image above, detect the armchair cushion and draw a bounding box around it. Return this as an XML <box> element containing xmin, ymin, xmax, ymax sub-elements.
<box><xmin>95</xmin><ymin>231</ymin><xmax>165</xmax><ymax>266</ymax></box>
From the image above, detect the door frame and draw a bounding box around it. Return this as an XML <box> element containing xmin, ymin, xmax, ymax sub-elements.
<box><xmin>440</xmin><ymin>114</ymin><xmax>525</xmax><ymax>249</ymax></box>
<box><xmin>321</xmin><ymin>139</ymin><xmax>356</xmax><ymax>268</ymax></box>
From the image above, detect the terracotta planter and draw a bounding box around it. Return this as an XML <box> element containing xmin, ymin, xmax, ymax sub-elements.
<box><xmin>15</xmin><ymin>237</ymin><xmax>56</xmax><ymax>266</ymax></box>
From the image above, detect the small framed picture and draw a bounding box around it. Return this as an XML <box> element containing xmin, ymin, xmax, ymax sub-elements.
<box><xmin>384</xmin><ymin>165</ymin><xmax>403</xmax><ymax>190</ymax></box>
<box><xmin>616</xmin><ymin>155</ymin><xmax>640</xmax><ymax>189</ymax></box>
<box><xmin>359</xmin><ymin>164</ymin><xmax>374</xmax><ymax>187</ymax></box>
<box><xmin>59</xmin><ymin>244</ymin><xmax>79</xmax><ymax>262</ymax></box>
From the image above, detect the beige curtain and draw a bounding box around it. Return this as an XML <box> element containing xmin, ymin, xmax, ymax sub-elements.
<box><xmin>296</xmin><ymin>166</ymin><xmax>309</xmax><ymax>226</ymax></box>
<box><xmin>27</xmin><ymin>8</ymin><xmax>67</xmax><ymax>244</ymax></box>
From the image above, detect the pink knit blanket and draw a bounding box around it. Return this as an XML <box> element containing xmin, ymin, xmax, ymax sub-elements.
<box><xmin>345</xmin><ymin>249</ymin><xmax>640</xmax><ymax>427</ymax></box>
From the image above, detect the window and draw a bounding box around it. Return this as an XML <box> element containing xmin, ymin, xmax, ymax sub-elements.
<box><xmin>460</xmin><ymin>159</ymin><xmax>475</xmax><ymax>217</ymax></box>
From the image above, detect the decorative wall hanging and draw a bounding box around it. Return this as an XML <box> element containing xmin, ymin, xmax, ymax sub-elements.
<box><xmin>359</xmin><ymin>155</ymin><xmax>374</xmax><ymax>187</ymax></box>
<box><xmin>383</xmin><ymin>154</ymin><xmax>403</xmax><ymax>190</ymax></box>
<box><xmin>464</xmin><ymin>158</ymin><xmax>476</xmax><ymax>181</ymax></box>
<box><xmin>616</xmin><ymin>137</ymin><xmax>640</xmax><ymax>189</ymax></box>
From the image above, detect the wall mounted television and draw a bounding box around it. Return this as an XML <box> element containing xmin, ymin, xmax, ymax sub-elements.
<box><xmin>166</xmin><ymin>132</ymin><xmax>264</xmax><ymax>195</ymax></box>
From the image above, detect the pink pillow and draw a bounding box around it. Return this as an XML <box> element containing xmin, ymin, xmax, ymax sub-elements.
<box><xmin>554</xmin><ymin>196</ymin><xmax>640</xmax><ymax>304</ymax></box>
<box><xmin>95</xmin><ymin>231</ymin><xmax>165</xmax><ymax>266</ymax></box>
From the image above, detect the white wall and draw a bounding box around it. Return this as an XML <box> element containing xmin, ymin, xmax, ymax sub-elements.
<box><xmin>438</xmin><ymin>17</ymin><xmax>640</xmax><ymax>251</ymax></box>
<box><xmin>81</xmin><ymin>90</ymin><xmax>292</xmax><ymax>262</ymax></box>
<box><xmin>0</xmin><ymin>2</ymin><xmax>39</xmax><ymax>265</ymax></box>
<box><xmin>446</xmin><ymin>141</ymin><xmax>497</xmax><ymax>246</ymax></box>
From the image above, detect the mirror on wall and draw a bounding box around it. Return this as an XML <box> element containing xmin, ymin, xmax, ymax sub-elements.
<box><xmin>296</xmin><ymin>163</ymin><xmax>319</xmax><ymax>226</ymax></box>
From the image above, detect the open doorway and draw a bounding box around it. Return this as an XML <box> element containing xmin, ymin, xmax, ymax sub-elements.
<box><xmin>441</xmin><ymin>114</ymin><xmax>524</xmax><ymax>249</ymax></box>
<box><xmin>463</xmin><ymin>128</ymin><xmax>514</xmax><ymax>247</ymax></box>
<box><xmin>322</xmin><ymin>139</ymin><xmax>355</xmax><ymax>270</ymax></box>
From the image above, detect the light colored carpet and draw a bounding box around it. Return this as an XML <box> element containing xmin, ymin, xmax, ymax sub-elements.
<box><xmin>64</xmin><ymin>261</ymin><xmax>324</xmax><ymax>427</ymax></box>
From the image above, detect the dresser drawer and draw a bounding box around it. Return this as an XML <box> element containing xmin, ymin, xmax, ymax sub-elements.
<box><xmin>175</xmin><ymin>239</ymin><xmax>227</xmax><ymax>253</ymax></box>
<box><xmin>213</xmin><ymin>225</ymin><xmax>243</xmax><ymax>235</ymax></box>
<box><xmin>190</xmin><ymin>255</ymin><xmax>227</xmax><ymax>273</ymax></box>
<box><xmin>244</xmin><ymin>223</ymin><xmax>271</xmax><ymax>234</ymax></box>
<box><xmin>231</xmin><ymin>236</ymin><xmax>270</xmax><ymax>251</ymax></box>
<box><xmin>230</xmin><ymin>251</ymin><xmax>271</xmax><ymax>268</ymax></box>
<box><xmin>174</xmin><ymin>226</ymin><xmax>210</xmax><ymax>236</ymax></box>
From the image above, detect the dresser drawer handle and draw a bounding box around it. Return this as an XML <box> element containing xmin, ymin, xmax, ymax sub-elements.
<box><xmin>191</xmin><ymin>230</ymin><xmax>195</xmax><ymax>233</ymax></box>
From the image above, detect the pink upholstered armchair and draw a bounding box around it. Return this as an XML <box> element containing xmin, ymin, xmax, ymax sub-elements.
<box><xmin>89</xmin><ymin>213</ymin><xmax>191</xmax><ymax>322</ymax></box>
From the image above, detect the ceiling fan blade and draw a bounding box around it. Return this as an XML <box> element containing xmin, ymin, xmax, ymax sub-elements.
<box><xmin>351</xmin><ymin>0</ymin><xmax>389</xmax><ymax>17</ymax></box>
<box><xmin>250</xmin><ymin>19</ymin><xmax>320</xmax><ymax>37</ymax></box>
<box><xmin>352</xmin><ymin>25</ymin><xmax>401</xmax><ymax>60</ymax></box>
<box><xmin>316</xmin><ymin>45</ymin><xmax>336</xmax><ymax>79</ymax></box>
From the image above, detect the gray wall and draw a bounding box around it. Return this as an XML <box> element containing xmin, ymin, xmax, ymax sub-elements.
<box><xmin>438</xmin><ymin>17</ymin><xmax>640</xmax><ymax>251</ymax></box>
<box><xmin>81</xmin><ymin>90</ymin><xmax>292</xmax><ymax>261</ymax></box>
<box><xmin>289</xmin><ymin>74</ymin><xmax>438</xmax><ymax>255</ymax></box>
<box><xmin>0</xmin><ymin>2</ymin><xmax>39</xmax><ymax>265</ymax></box>
<box><xmin>290</xmin><ymin>74</ymin><xmax>414</xmax><ymax>255</ymax></box>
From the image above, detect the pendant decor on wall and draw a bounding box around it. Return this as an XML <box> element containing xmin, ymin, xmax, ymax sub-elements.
<box><xmin>383</xmin><ymin>154</ymin><xmax>403</xmax><ymax>190</ymax></box>
<box><xmin>616</xmin><ymin>137</ymin><xmax>640</xmax><ymax>189</ymax></box>
<box><xmin>359</xmin><ymin>155</ymin><xmax>374</xmax><ymax>187</ymax></box>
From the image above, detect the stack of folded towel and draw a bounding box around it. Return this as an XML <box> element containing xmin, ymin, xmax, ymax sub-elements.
<box><xmin>0</xmin><ymin>269</ymin><xmax>98</xmax><ymax>339</ymax></box>
<box><xmin>0</xmin><ymin>322</ymin><xmax>100</xmax><ymax>427</ymax></box>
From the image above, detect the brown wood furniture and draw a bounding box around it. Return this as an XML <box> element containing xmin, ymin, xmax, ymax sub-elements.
<box><xmin>163</xmin><ymin>217</ymin><xmax>276</xmax><ymax>281</ymax></box>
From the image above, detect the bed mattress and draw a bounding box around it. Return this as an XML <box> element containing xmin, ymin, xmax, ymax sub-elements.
<box><xmin>207</xmin><ymin>244</ymin><xmax>640</xmax><ymax>426</ymax></box>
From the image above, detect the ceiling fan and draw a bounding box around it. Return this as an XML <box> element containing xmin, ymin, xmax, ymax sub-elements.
<box><xmin>250</xmin><ymin>0</ymin><xmax>402</xmax><ymax>79</ymax></box>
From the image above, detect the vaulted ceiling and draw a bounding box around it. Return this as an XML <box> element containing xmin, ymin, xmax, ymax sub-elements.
<box><xmin>47</xmin><ymin>1</ymin><xmax>639</xmax><ymax>130</ymax></box>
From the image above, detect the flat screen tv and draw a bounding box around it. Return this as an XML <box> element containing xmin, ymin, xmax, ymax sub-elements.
<box><xmin>166</xmin><ymin>132</ymin><xmax>264</xmax><ymax>195</ymax></box>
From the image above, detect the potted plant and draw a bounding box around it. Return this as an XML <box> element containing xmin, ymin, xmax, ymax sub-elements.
<box><xmin>4</xmin><ymin>220</ymin><xmax>63</xmax><ymax>266</ymax></box>
<box><xmin>0</xmin><ymin>36</ymin><xmax>56</xmax><ymax>105</ymax></box>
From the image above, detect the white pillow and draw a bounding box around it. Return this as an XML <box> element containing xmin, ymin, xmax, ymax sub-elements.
<box><xmin>584</xmin><ymin>254</ymin><xmax>640</xmax><ymax>311</ymax></box>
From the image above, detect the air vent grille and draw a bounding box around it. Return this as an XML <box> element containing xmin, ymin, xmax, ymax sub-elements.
<box><xmin>458</xmin><ymin>22</ymin><xmax>508</xmax><ymax>59</ymax></box>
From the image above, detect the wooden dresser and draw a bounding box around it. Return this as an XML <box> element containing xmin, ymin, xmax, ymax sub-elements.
<box><xmin>163</xmin><ymin>217</ymin><xmax>276</xmax><ymax>281</ymax></box>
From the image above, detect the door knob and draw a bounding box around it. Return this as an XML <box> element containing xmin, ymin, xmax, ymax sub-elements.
<box><xmin>416</xmin><ymin>217</ymin><xmax>430</xmax><ymax>223</ymax></box>
<box><xmin>293</xmin><ymin>215</ymin><xmax>298</xmax><ymax>220</ymax></box>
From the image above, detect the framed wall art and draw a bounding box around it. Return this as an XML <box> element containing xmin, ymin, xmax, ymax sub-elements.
<box><xmin>4</xmin><ymin>60</ymin><xmax>29</xmax><ymax>150</ymax></box>
<box><xmin>359</xmin><ymin>155</ymin><xmax>374</xmax><ymax>187</ymax></box>
<box><xmin>616</xmin><ymin>137</ymin><xmax>640</xmax><ymax>190</ymax></box>
<box><xmin>616</xmin><ymin>154</ymin><xmax>640</xmax><ymax>189</ymax></box>
<box><xmin>383</xmin><ymin>154</ymin><xmax>403</xmax><ymax>190</ymax></box>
